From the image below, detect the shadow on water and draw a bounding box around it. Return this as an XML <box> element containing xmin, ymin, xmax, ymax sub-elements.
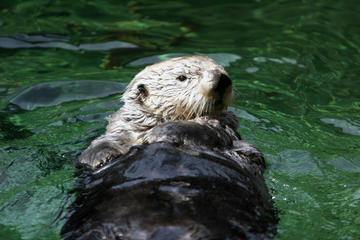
<box><xmin>0</xmin><ymin>106</ymin><xmax>33</xmax><ymax>140</ymax></box>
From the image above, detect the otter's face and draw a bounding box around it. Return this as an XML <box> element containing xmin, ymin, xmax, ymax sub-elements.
<box><xmin>123</xmin><ymin>56</ymin><xmax>232</xmax><ymax>120</ymax></box>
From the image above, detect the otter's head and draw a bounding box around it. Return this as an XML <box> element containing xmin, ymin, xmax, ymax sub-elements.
<box><xmin>123</xmin><ymin>55</ymin><xmax>232</xmax><ymax>120</ymax></box>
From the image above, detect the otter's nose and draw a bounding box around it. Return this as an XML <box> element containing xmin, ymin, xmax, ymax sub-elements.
<box><xmin>214</xmin><ymin>73</ymin><xmax>232</xmax><ymax>96</ymax></box>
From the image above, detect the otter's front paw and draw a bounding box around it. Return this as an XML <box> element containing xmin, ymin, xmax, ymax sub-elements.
<box><xmin>76</xmin><ymin>143</ymin><xmax>120</xmax><ymax>170</ymax></box>
<box><xmin>144</xmin><ymin>121</ymin><xmax>233</xmax><ymax>148</ymax></box>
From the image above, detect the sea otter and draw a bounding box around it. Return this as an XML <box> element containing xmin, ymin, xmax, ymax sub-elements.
<box><xmin>62</xmin><ymin>56</ymin><xmax>278</xmax><ymax>239</ymax></box>
<box><xmin>77</xmin><ymin>56</ymin><xmax>233</xmax><ymax>169</ymax></box>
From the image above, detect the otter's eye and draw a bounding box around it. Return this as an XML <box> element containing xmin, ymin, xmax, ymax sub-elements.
<box><xmin>137</xmin><ymin>84</ymin><xmax>148</xmax><ymax>98</ymax></box>
<box><xmin>176</xmin><ymin>75</ymin><xmax>187</xmax><ymax>81</ymax></box>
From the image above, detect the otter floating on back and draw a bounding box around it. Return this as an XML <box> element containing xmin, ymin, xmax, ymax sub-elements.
<box><xmin>64</xmin><ymin>56</ymin><xmax>278</xmax><ymax>239</ymax></box>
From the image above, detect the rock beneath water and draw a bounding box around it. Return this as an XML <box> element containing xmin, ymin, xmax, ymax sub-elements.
<box><xmin>11</xmin><ymin>80</ymin><xmax>126</xmax><ymax>110</ymax></box>
<box><xmin>61</xmin><ymin>142</ymin><xmax>278</xmax><ymax>240</ymax></box>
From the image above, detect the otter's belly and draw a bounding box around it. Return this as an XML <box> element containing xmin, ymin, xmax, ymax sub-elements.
<box><xmin>61</xmin><ymin>142</ymin><xmax>278</xmax><ymax>240</ymax></box>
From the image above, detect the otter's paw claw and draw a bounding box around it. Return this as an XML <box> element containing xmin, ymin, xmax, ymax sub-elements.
<box><xmin>94</xmin><ymin>151</ymin><xmax>115</xmax><ymax>168</ymax></box>
<box><xmin>76</xmin><ymin>143</ymin><xmax>120</xmax><ymax>170</ymax></box>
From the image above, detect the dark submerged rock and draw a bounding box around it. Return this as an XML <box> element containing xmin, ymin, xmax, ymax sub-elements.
<box><xmin>61</xmin><ymin>140</ymin><xmax>278</xmax><ymax>239</ymax></box>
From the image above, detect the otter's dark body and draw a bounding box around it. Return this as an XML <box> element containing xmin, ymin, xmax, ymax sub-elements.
<box><xmin>61</xmin><ymin>121</ymin><xmax>278</xmax><ymax>239</ymax></box>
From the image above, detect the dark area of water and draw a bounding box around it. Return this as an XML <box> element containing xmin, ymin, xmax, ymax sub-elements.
<box><xmin>0</xmin><ymin>0</ymin><xmax>359</xmax><ymax>239</ymax></box>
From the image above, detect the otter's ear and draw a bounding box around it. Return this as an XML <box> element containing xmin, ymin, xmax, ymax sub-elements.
<box><xmin>137</xmin><ymin>84</ymin><xmax>148</xmax><ymax>103</ymax></box>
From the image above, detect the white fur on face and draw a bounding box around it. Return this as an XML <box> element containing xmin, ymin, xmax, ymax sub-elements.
<box><xmin>123</xmin><ymin>56</ymin><xmax>232</xmax><ymax>120</ymax></box>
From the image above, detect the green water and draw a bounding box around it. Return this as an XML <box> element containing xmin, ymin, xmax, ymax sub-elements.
<box><xmin>0</xmin><ymin>0</ymin><xmax>360</xmax><ymax>239</ymax></box>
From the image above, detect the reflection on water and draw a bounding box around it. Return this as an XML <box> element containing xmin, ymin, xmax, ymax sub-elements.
<box><xmin>246</xmin><ymin>67</ymin><xmax>260</xmax><ymax>73</ymax></box>
<box><xmin>11</xmin><ymin>80</ymin><xmax>126</xmax><ymax>110</ymax></box>
<box><xmin>128</xmin><ymin>53</ymin><xmax>241</xmax><ymax>67</ymax></box>
<box><xmin>0</xmin><ymin>36</ymin><xmax>138</xmax><ymax>51</ymax></box>
<box><xmin>0</xmin><ymin>0</ymin><xmax>360</xmax><ymax>239</ymax></box>
<box><xmin>321</xmin><ymin>118</ymin><xmax>360</xmax><ymax>136</ymax></box>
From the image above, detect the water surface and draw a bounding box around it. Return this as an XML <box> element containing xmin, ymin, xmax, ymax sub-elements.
<box><xmin>0</xmin><ymin>0</ymin><xmax>359</xmax><ymax>239</ymax></box>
